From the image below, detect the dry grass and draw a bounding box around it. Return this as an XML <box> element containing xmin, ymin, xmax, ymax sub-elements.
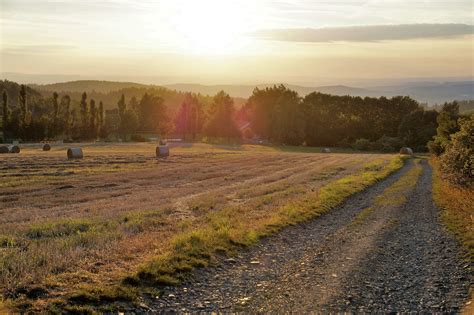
<box><xmin>430</xmin><ymin>159</ymin><xmax>474</xmax><ymax>314</ymax></box>
<box><xmin>0</xmin><ymin>142</ymin><xmax>401</xmax><ymax>311</ymax></box>
<box><xmin>430</xmin><ymin>158</ymin><xmax>474</xmax><ymax>262</ymax></box>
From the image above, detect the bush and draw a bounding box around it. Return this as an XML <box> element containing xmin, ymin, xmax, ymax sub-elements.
<box><xmin>373</xmin><ymin>136</ymin><xmax>403</xmax><ymax>153</ymax></box>
<box><xmin>428</xmin><ymin>137</ymin><xmax>448</xmax><ymax>156</ymax></box>
<box><xmin>353</xmin><ymin>138</ymin><xmax>372</xmax><ymax>151</ymax></box>
<box><xmin>439</xmin><ymin>115</ymin><xmax>473</xmax><ymax>187</ymax></box>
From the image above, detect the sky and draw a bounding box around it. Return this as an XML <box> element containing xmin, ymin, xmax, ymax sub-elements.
<box><xmin>0</xmin><ymin>0</ymin><xmax>473</xmax><ymax>85</ymax></box>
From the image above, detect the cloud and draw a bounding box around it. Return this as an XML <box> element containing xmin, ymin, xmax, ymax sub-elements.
<box><xmin>1</xmin><ymin>45</ymin><xmax>78</xmax><ymax>55</ymax></box>
<box><xmin>252</xmin><ymin>24</ymin><xmax>474</xmax><ymax>42</ymax></box>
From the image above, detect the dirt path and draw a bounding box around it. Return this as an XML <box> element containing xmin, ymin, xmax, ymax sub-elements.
<box><xmin>140</xmin><ymin>159</ymin><xmax>471</xmax><ymax>313</ymax></box>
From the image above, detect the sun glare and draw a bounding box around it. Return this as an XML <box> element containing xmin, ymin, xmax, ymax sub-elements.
<box><xmin>169</xmin><ymin>0</ymin><xmax>253</xmax><ymax>54</ymax></box>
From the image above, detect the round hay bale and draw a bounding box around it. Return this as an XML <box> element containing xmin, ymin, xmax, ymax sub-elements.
<box><xmin>323</xmin><ymin>148</ymin><xmax>331</xmax><ymax>153</ymax></box>
<box><xmin>399</xmin><ymin>147</ymin><xmax>414</xmax><ymax>156</ymax></box>
<box><xmin>156</xmin><ymin>145</ymin><xmax>169</xmax><ymax>158</ymax></box>
<box><xmin>67</xmin><ymin>147</ymin><xmax>83</xmax><ymax>159</ymax></box>
<box><xmin>0</xmin><ymin>146</ymin><xmax>9</xmax><ymax>154</ymax></box>
<box><xmin>43</xmin><ymin>144</ymin><xmax>51</xmax><ymax>151</ymax></box>
<box><xmin>8</xmin><ymin>145</ymin><xmax>20</xmax><ymax>154</ymax></box>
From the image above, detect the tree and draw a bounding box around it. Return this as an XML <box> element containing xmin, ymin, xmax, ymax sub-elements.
<box><xmin>49</xmin><ymin>92</ymin><xmax>59</xmax><ymax>138</ymax></box>
<box><xmin>248</xmin><ymin>85</ymin><xmax>304</xmax><ymax>144</ymax></box>
<box><xmin>61</xmin><ymin>95</ymin><xmax>71</xmax><ymax>139</ymax></box>
<box><xmin>137</xmin><ymin>93</ymin><xmax>170</xmax><ymax>135</ymax></box>
<box><xmin>121</xmin><ymin>110</ymin><xmax>139</xmax><ymax>136</ymax></box>
<box><xmin>89</xmin><ymin>99</ymin><xmax>97</xmax><ymax>139</ymax></box>
<box><xmin>272</xmin><ymin>86</ymin><xmax>304</xmax><ymax>145</ymax></box>
<box><xmin>98</xmin><ymin>101</ymin><xmax>105</xmax><ymax>138</ymax></box>
<box><xmin>2</xmin><ymin>91</ymin><xmax>8</xmax><ymax>142</ymax></box>
<box><xmin>117</xmin><ymin>94</ymin><xmax>127</xmax><ymax>138</ymax></box>
<box><xmin>19</xmin><ymin>85</ymin><xmax>28</xmax><ymax>127</ymax></box>
<box><xmin>398</xmin><ymin>109</ymin><xmax>438</xmax><ymax>151</ymax></box>
<box><xmin>204</xmin><ymin>91</ymin><xmax>240</xmax><ymax>140</ymax></box>
<box><xmin>439</xmin><ymin>115</ymin><xmax>473</xmax><ymax>186</ymax></box>
<box><xmin>80</xmin><ymin>92</ymin><xmax>88</xmax><ymax>139</ymax></box>
<box><xmin>429</xmin><ymin>102</ymin><xmax>459</xmax><ymax>155</ymax></box>
<box><xmin>129</xmin><ymin>96</ymin><xmax>139</xmax><ymax>115</ymax></box>
<box><xmin>174</xmin><ymin>93</ymin><xmax>205</xmax><ymax>140</ymax></box>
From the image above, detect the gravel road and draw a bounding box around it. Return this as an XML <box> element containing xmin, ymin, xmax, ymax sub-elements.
<box><xmin>135</xmin><ymin>159</ymin><xmax>471</xmax><ymax>313</ymax></box>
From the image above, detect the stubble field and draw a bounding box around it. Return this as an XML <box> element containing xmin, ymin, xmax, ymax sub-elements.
<box><xmin>0</xmin><ymin>142</ymin><xmax>398</xmax><ymax>311</ymax></box>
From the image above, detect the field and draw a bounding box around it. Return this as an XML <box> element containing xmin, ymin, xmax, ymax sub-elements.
<box><xmin>0</xmin><ymin>143</ymin><xmax>400</xmax><ymax>311</ymax></box>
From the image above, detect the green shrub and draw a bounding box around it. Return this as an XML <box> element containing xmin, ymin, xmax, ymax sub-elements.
<box><xmin>353</xmin><ymin>138</ymin><xmax>372</xmax><ymax>151</ymax></box>
<box><xmin>439</xmin><ymin>115</ymin><xmax>473</xmax><ymax>187</ymax></box>
<box><xmin>373</xmin><ymin>136</ymin><xmax>403</xmax><ymax>153</ymax></box>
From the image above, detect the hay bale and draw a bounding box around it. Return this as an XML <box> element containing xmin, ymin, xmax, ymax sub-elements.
<box><xmin>323</xmin><ymin>148</ymin><xmax>331</xmax><ymax>153</ymax></box>
<box><xmin>156</xmin><ymin>144</ymin><xmax>169</xmax><ymax>158</ymax></box>
<box><xmin>399</xmin><ymin>147</ymin><xmax>414</xmax><ymax>156</ymax></box>
<box><xmin>43</xmin><ymin>144</ymin><xmax>51</xmax><ymax>151</ymax></box>
<box><xmin>8</xmin><ymin>145</ymin><xmax>20</xmax><ymax>154</ymax></box>
<box><xmin>0</xmin><ymin>146</ymin><xmax>9</xmax><ymax>154</ymax></box>
<box><xmin>67</xmin><ymin>147</ymin><xmax>83</xmax><ymax>159</ymax></box>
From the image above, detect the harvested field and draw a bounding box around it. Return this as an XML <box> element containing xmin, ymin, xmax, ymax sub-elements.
<box><xmin>0</xmin><ymin>142</ymin><xmax>397</xmax><ymax>311</ymax></box>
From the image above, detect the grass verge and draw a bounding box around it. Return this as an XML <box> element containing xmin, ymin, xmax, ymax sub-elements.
<box><xmin>430</xmin><ymin>158</ymin><xmax>473</xmax><ymax>314</ymax></box>
<box><xmin>430</xmin><ymin>158</ymin><xmax>473</xmax><ymax>262</ymax></box>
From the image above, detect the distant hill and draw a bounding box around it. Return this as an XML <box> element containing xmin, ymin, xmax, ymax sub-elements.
<box><xmin>373</xmin><ymin>81</ymin><xmax>474</xmax><ymax>104</ymax></box>
<box><xmin>32</xmin><ymin>81</ymin><xmax>246</xmax><ymax>110</ymax></box>
<box><xmin>28</xmin><ymin>79</ymin><xmax>474</xmax><ymax>105</ymax></box>
<box><xmin>31</xmin><ymin>80</ymin><xmax>148</xmax><ymax>93</ymax></box>
<box><xmin>0</xmin><ymin>80</ymin><xmax>42</xmax><ymax>107</ymax></box>
<box><xmin>164</xmin><ymin>83</ymin><xmax>376</xmax><ymax>98</ymax></box>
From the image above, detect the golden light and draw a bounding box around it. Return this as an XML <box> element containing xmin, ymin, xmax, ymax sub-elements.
<box><xmin>170</xmin><ymin>0</ymin><xmax>254</xmax><ymax>54</ymax></box>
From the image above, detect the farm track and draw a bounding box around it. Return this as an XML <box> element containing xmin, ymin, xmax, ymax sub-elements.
<box><xmin>145</xmin><ymin>159</ymin><xmax>471</xmax><ymax>313</ymax></box>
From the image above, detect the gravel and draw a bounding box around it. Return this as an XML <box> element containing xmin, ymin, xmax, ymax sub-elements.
<box><xmin>133</xmin><ymin>159</ymin><xmax>470</xmax><ymax>313</ymax></box>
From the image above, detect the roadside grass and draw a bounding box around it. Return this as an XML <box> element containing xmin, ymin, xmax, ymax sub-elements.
<box><xmin>120</xmin><ymin>155</ymin><xmax>405</xmax><ymax>298</ymax></box>
<box><xmin>430</xmin><ymin>159</ymin><xmax>473</xmax><ymax>262</ymax></box>
<box><xmin>430</xmin><ymin>158</ymin><xmax>473</xmax><ymax>314</ymax></box>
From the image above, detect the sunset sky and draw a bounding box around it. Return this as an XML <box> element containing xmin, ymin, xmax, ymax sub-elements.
<box><xmin>1</xmin><ymin>0</ymin><xmax>473</xmax><ymax>85</ymax></box>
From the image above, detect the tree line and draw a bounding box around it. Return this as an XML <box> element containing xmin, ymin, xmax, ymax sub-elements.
<box><xmin>1</xmin><ymin>82</ymin><xmax>240</xmax><ymax>143</ymax></box>
<box><xmin>243</xmin><ymin>85</ymin><xmax>439</xmax><ymax>151</ymax></box>
<box><xmin>2</xmin><ymin>81</ymin><xmax>465</xmax><ymax>154</ymax></box>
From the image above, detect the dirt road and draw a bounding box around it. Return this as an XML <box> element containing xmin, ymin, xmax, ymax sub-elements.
<box><xmin>144</xmin><ymin>159</ymin><xmax>471</xmax><ymax>312</ymax></box>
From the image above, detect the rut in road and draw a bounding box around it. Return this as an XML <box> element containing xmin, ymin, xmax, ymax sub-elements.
<box><xmin>144</xmin><ymin>159</ymin><xmax>470</xmax><ymax>313</ymax></box>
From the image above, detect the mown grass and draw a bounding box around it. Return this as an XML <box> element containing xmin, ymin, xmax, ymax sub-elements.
<box><xmin>431</xmin><ymin>159</ymin><xmax>474</xmax><ymax>262</ymax></box>
<box><xmin>121</xmin><ymin>155</ymin><xmax>405</xmax><ymax>292</ymax></box>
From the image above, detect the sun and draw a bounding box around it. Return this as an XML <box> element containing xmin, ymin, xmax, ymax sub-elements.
<box><xmin>171</xmin><ymin>0</ymin><xmax>252</xmax><ymax>54</ymax></box>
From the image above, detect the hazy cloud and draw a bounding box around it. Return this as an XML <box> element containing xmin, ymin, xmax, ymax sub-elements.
<box><xmin>1</xmin><ymin>44</ymin><xmax>77</xmax><ymax>55</ymax></box>
<box><xmin>253</xmin><ymin>24</ymin><xmax>474</xmax><ymax>42</ymax></box>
